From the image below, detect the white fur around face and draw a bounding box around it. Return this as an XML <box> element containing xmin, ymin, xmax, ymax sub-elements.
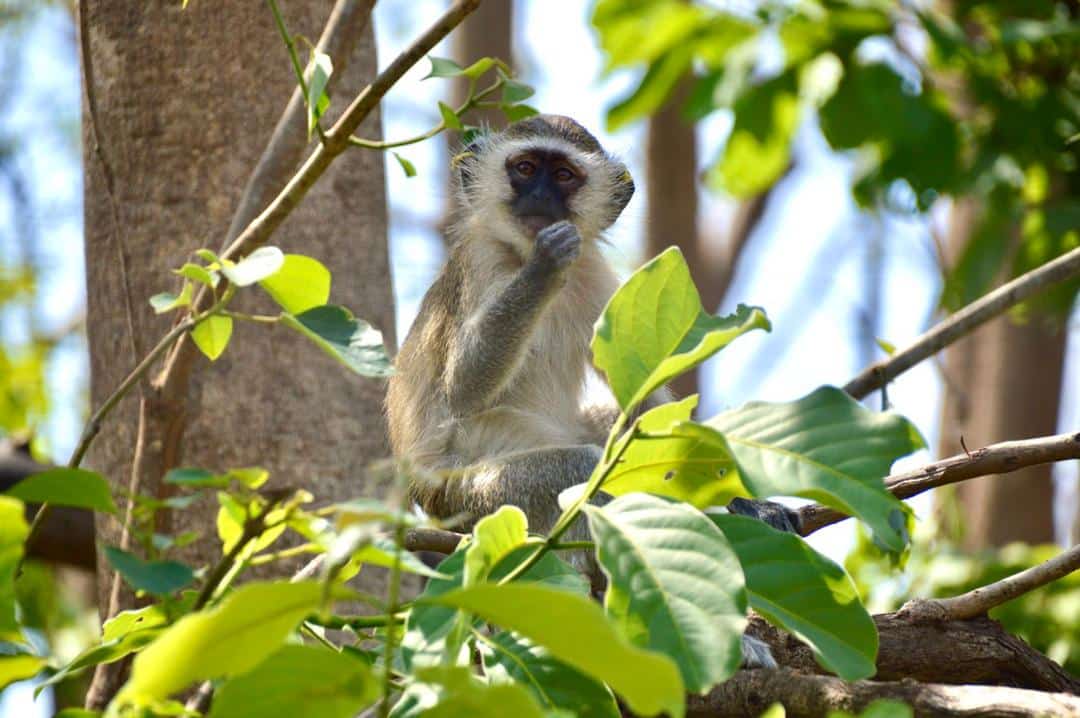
<box><xmin>456</xmin><ymin>135</ymin><xmax>627</xmax><ymax>257</ymax></box>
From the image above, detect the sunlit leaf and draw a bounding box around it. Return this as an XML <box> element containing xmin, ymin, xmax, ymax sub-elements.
<box><xmin>0</xmin><ymin>497</ymin><xmax>28</xmax><ymax>640</ymax></box>
<box><xmin>593</xmin><ymin>247</ymin><xmax>770</xmax><ymax>413</ymax></box>
<box><xmin>175</xmin><ymin>263</ymin><xmax>216</xmax><ymax>287</ymax></box>
<box><xmin>0</xmin><ymin>655</ymin><xmax>44</xmax><ymax>690</ymax></box>
<box><xmin>393</xmin><ymin>152</ymin><xmax>418</xmax><ymax>178</ymax></box>
<box><xmin>391</xmin><ymin>665</ymin><xmax>545</xmax><ymax>718</ymax></box>
<box><xmin>461</xmin><ymin>57</ymin><xmax>496</xmax><ymax>79</ymax></box>
<box><xmin>259</xmin><ymin>254</ymin><xmax>331</xmax><ymax>314</ymax></box>
<box><xmin>464</xmin><ymin>506</ymin><xmax>529</xmax><ymax>587</ymax></box>
<box><xmin>191</xmin><ymin>315</ymin><xmax>233</xmax><ymax>361</ymax></box>
<box><xmin>220</xmin><ymin>247</ymin><xmax>285</xmax><ymax>287</ymax></box>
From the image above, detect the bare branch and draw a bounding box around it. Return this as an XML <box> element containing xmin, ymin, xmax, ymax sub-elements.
<box><xmin>899</xmin><ymin>543</ymin><xmax>1080</xmax><ymax>622</ymax></box>
<box><xmin>798</xmin><ymin>431</ymin><xmax>1080</xmax><ymax>535</ymax></box>
<box><xmin>405</xmin><ymin>527</ymin><xmax>464</xmax><ymax>554</ymax></box>
<box><xmin>688</xmin><ymin>668</ymin><xmax>1080</xmax><ymax>718</ymax></box>
<box><xmin>844</xmin><ymin>245</ymin><xmax>1080</xmax><ymax>399</ymax></box>
<box><xmin>224</xmin><ymin>0</ymin><xmax>375</xmax><ymax>245</ymax></box>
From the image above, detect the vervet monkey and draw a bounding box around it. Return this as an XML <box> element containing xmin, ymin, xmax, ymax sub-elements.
<box><xmin>387</xmin><ymin>115</ymin><xmax>789</xmax><ymax>665</ymax></box>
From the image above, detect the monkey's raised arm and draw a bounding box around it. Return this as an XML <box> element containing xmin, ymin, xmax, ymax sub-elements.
<box><xmin>445</xmin><ymin>221</ymin><xmax>581</xmax><ymax>416</ymax></box>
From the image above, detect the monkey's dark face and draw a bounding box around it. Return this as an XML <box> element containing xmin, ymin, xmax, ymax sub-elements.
<box><xmin>505</xmin><ymin>149</ymin><xmax>586</xmax><ymax>237</ymax></box>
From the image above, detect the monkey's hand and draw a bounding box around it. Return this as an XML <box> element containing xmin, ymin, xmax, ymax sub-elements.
<box><xmin>531</xmin><ymin>220</ymin><xmax>581</xmax><ymax>272</ymax></box>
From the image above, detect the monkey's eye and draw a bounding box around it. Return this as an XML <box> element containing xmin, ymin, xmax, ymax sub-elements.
<box><xmin>514</xmin><ymin>160</ymin><xmax>536</xmax><ymax>176</ymax></box>
<box><xmin>553</xmin><ymin>167</ymin><xmax>577</xmax><ymax>183</ymax></box>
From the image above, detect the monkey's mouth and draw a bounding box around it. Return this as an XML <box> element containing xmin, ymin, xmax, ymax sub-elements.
<box><xmin>518</xmin><ymin>215</ymin><xmax>559</xmax><ymax>236</ymax></box>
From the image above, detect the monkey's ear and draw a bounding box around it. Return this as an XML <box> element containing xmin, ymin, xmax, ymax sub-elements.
<box><xmin>611</xmin><ymin>164</ymin><xmax>635</xmax><ymax>220</ymax></box>
<box><xmin>451</xmin><ymin>140</ymin><xmax>483</xmax><ymax>195</ymax></box>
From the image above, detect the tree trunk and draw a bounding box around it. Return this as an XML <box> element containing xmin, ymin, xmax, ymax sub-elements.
<box><xmin>452</xmin><ymin>0</ymin><xmax>513</xmax><ymax>129</ymax></box>
<box><xmin>937</xmin><ymin>200</ymin><xmax>1063</xmax><ymax>549</ymax></box>
<box><xmin>81</xmin><ymin>0</ymin><xmax>393</xmax><ymax>704</ymax></box>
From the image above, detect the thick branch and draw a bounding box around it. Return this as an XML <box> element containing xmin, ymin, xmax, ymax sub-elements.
<box><xmin>798</xmin><ymin>431</ymin><xmax>1080</xmax><ymax>535</ymax></box>
<box><xmin>899</xmin><ymin>543</ymin><xmax>1080</xmax><ymax>622</ymax></box>
<box><xmin>844</xmin><ymin>245</ymin><xmax>1080</xmax><ymax>399</ymax></box>
<box><xmin>405</xmin><ymin>527</ymin><xmax>463</xmax><ymax>554</ymax></box>
<box><xmin>688</xmin><ymin>668</ymin><xmax>1080</xmax><ymax>718</ymax></box>
<box><xmin>748</xmin><ymin>613</ymin><xmax>1080</xmax><ymax>694</ymax></box>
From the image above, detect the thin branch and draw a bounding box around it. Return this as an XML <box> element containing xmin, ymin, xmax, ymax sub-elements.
<box><xmin>798</xmin><ymin>431</ymin><xmax>1080</xmax><ymax>535</ymax></box>
<box><xmin>265</xmin><ymin>0</ymin><xmax>326</xmax><ymax>143</ymax></box>
<box><xmin>404</xmin><ymin>527</ymin><xmax>463</xmax><ymax>554</ymax></box>
<box><xmin>844</xmin><ymin>244</ymin><xmax>1080</xmax><ymax>399</ymax></box>
<box><xmin>688</xmin><ymin>668</ymin><xmax>1080</xmax><ymax>718</ymax></box>
<box><xmin>899</xmin><ymin>543</ymin><xmax>1080</xmax><ymax>622</ymax></box>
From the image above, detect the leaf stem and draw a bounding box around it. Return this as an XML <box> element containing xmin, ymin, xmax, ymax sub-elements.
<box><xmin>266</xmin><ymin>0</ymin><xmax>327</xmax><ymax>143</ymax></box>
<box><xmin>378</xmin><ymin>512</ymin><xmax>408</xmax><ymax>717</ymax></box>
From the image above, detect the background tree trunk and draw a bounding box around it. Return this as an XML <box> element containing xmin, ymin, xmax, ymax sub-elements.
<box><xmin>81</xmin><ymin>0</ymin><xmax>394</xmax><ymax>702</ymax></box>
<box><xmin>452</xmin><ymin>0</ymin><xmax>513</xmax><ymax>129</ymax></box>
<box><xmin>937</xmin><ymin>200</ymin><xmax>1063</xmax><ymax>549</ymax></box>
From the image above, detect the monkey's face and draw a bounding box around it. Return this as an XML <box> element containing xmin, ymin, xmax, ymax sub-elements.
<box><xmin>505</xmin><ymin>149</ymin><xmax>584</xmax><ymax>237</ymax></box>
<box><xmin>454</xmin><ymin>115</ymin><xmax>635</xmax><ymax>256</ymax></box>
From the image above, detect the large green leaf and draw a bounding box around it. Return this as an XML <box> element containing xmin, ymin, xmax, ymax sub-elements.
<box><xmin>711</xmin><ymin>514</ymin><xmax>877</xmax><ymax>680</ymax></box>
<box><xmin>592</xmin><ymin>247</ymin><xmax>770</xmax><ymax>412</ymax></box>
<box><xmin>259</xmin><ymin>254</ymin><xmax>331</xmax><ymax>314</ymax></box>
<box><xmin>707</xmin><ymin>71</ymin><xmax>800</xmax><ymax>197</ymax></box>
<box><xmin>0</xmin><ymin>497</ymin><xmax>28</xmax><ymax>640</ymax></box>
<box><xmin>431</xmin><ymin>583</ymin><xmax>685</xmax><ymax>718</ymax></box>
<box><xmin>601</xmin><ymin>396</ymin><xmax>748</xmax><ymax>507</ymax></box>
<box><xmin>103</xmin><ymin>547</ymin><xmax>194</xmax><ymax>596</ymax></box>
<box><xmin>281</xmin><ymin>305</ymin><xmax>392</xmax><ymax>377</ymax></box>
<box><xmin>391</xmin><ymin>665</ymin><xmax>545</xmax><ymax>718</ymax></box>
<box><xmin>0</xmin><ymin>654</ymin><xmax>44</xmax><ymax>690</ymax></box>
<box><xmin>208</xmin><ymin>644</ymin><xmax>376</xmax><ymax>718</ymax></box>
<box><xmin>706</xmin><ymin>386</ymin><xmax>921</xmax><ymax>556</ymax></box>
<box><xmin>5</xmin><ymin>468</ymin><xmax>117</xmax><ymax>514</ymax></box>
<box><xmin>479</xmin><ymin>630</ymin><xmax>620</xmax><ymax>718</ymax></box>
<box><xmin>464</xmin><ymin>505</ymin><xmax>529</xmax><ymax>587</ymax></box>
<box><xmin>401</xmin><ymin>545</ymin><xmax>587</xmax><ymax>672</ymax></box>
<box><xmin>584</xmin><ymin>494</ymin><xmax>746</xmax><ymax>693</ymax></box>
<box><xmin>116</xmin><ymin>581</ymin><xmax>325</xmax><ymax>705</ymax></box>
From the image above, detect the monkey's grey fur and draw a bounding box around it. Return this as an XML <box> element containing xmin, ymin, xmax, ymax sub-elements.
<box><xmin>386</xmin><ymin>114</ymin><xmax>777</xmax><ymax>667</ymax></box>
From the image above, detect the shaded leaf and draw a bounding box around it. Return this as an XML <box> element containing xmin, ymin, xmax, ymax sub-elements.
<box><xmin>149</xmin><ymin>283</ymin><xmax>193</xmax><ymax>314</ymax></box>
<box><xmin>392</xmin><ymin>152</ymin><xmax>417</xmax><ymax>178</ymax></box>
<box><xmin>104</xmin><ymin>547</ymin><xmax>195</xmax><ymax>596</ymax></box>
<box><xmin>6</xmin><ymin>468</ymin><xmax>117</xmax><ymax>514</ymax></box>
<box><xmin>585</xmin><ymin>494</ymin><xmax>746</xmax><ymax>692</ymax></box>
<box><xmin>0</xmin><ymin>497</ymin><xmax>28</xmax><ymax>640</ymax></box>
<box><xmin>423</xmin><ymin>56</ymin><xmax>464</xmax><ymax>80</ymax></box>
<box><xmin>391</xmin><ymin>665</ymin><xmax>545</xmax><ymax>718</ymax></box>
<box><xmin>164</xmin><ymin>467</ymin><xmax>227</xmax><ymax>489</ymax></box>
<box><xmin>305</xmin><ymin>50</ymin><xmax>333</xmax><ymax>138</ymax></box>
<box><xmin>281</xmin><ymin>305</ymin><xmax>392</xmax><ymax>377</ymax></box>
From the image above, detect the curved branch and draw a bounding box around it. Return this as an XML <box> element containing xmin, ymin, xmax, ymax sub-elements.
<box><xmin>844</xmin><ymin>245</ymin><xmax>1080</xmax><ymax>400</ymax></box>
<box><xmin>797</xmin><ymin>431</ymin><xmax>1080</xmax><ymax>535</ymax></box>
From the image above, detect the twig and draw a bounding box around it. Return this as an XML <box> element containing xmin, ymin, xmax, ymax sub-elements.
<box><xmin>899</xmin><ymin>543</ymin><xmax>1080</xmax><ymax>622</ymax></box>
<box><xmin>378</xmin><ymin>515</ymin><xmax>407</xmax><ymax>718</ymax></box>
<box><xmin>404</xmin><ymin>527</ymin><xmax>463</xmax><ymax>554</ymax></box>
<box><xmin>193</xmin><ymin>500</ymin><xmax>281</xmax><ymax>611</ymax></box>
<box><xmin>265</xmin><ymin>0</ymin><xmax>326</xmax><ymax>143</ymax></box>
<box><xmin>798</xmin><ymin>431</ymin><xmax>1080</xmax><ymax>535</ymax></box>
<box><xmin>844</xmin><ymin>245</ymin><xmax>1080</xmax><ymax>399</ymax></box>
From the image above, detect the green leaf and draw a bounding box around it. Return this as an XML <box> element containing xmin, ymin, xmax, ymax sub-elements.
<box><xmin>281</xmin><ymin>305</ymin><xmax>392</xmax><ymax>377</ymax></box>
<box><xmin>875</xmin><ymin>338</ymin><xmax>896</xmax><ymax>356</ymax></box>
<box><xmin>601</xmin><ymin>396</ymin><xmax>748</xmax><ymax>507</ymax></box>
<box><xmin>175</xmin><ymin>263</ymin><xmax>216</xmax><ymax>287</ymax></box>
<box><xmin>707</xmin><ymin>71</ymin><xmax>799</xmax><ymax>197</ymax></box>
<box><xmin>348</xmin><ymin>536</ymin><xmax>450</xmax><ymax>580</ymax></box>
<box><xmin>584</xmin><ymin>494</ymin><xmax>746</xmax><ymax>693</ymax></box>
<box><xmin>104</xmin><ymin>547</ymin><xmax>195</xmax><ymax>596</ymax></box>
<box><xmin>258</xmin><ymin>253</ymin><xmax>331</xmax><ymax>315</ymax></box>
<box><xmin>228</xmin><ymin>467</ymin><xmax>269</xmax><ymax>489</ymax></box>
<box><xmin>593</xmin><ymin>247</ymin><xmax>770</xmax><ymax>412</ymax></box>
<box><xmin>711</xmin><ymin>514</ymin><xmax>877</xmax><ymax>680</ymax></box>
<box><xmin>117</xmin><ymin>581</ymin><xmax>326</xmax><ymax>705</ymax></box>
<box><xmin>149</xmin><ymin>283</ymin><xmax>193</xmax><ymax>314</ymax></box>
<box><xmin>464</xmin><ymin>505</ymin><xmax>529</xmax><ymax>587</ymax></box>
<box><xmin>461</xmin><ymin>57</ymin><xmax>496</xmax><ymax>79</ymax></box>
<box><xmin>0</xmin><ymin>497</ymin><xmax>28</xmax><ymax>640</ymax></box>
<box><xmin>393</xmin><ymin>152</ymin><xmax>417</xmax><ymax>178</ymax></box>
<box><xmin>191</xmin><ymin>314</ymin><xmax>233</xmax><ymax>361</ymax></box>
<box><xmin>164</xmin><ymin>467</ymin><xmax>227</xmax><ymax>489</ymax></box>
<box><xmin>391</xmin><ymin>665</ymin><xmax>545</xmax><ymax>718</ymax></box>
<box><xmin>423</xmin><ymin>56</ymin><xmax>464</xmax><ymax>80</ymax></box>
<box><xmin>221</xmin><ymin>246</ymin><xmax>285</xmax><ymax>287</ymax></box>
<box><xmin>0</xmin><ymin>654</ymin><xmax>44</xmax><ymax>690</ymax></box>
<box><xmin>402</xmin><ymin>547</ymin><xmax>587</xmax><ymax>672</ymax></box>
<box><xmin>706</xmin><ymin>386</ymin><xmax>922</xmax><ymax>557</ymax></box>
<box><xmin>194</xmin><ymin>248</ymin><xmax>219</xmax><ymax>263</ymax></box>
<box><xmin>607</xmin><ymin>48</ymin><xmax>693</xmax><ymax>131</ymax></box>
<box><xmin>479</xmin><ymin>630</ymin><xmax>620</xmax><ymax>718</ymax></box>
<box><xmin>55</xmin><ymin>710</ymin><xmax>101</xmax><ymax>718</ymax></box>
<box><xmin>438</xmin><ymin>101</ymin><xmax>464</xmax><ymax>130</ymax></box>
<box><xmin>36</xmin><ymin>624</ymin><xmax>164</xmax><ymax>694</ymax></box>
<box><xmin>501</xmin><ymin>78</ymin><xmax>535</xmax><ymax>104</ymax></box>
<box><xmin>502</xmin><ymin>104</ymin><xmax>539</xmax><ymax>122</ymax></box>
<box><xmin>431</xmin><ymin>583</ymin><xmax>685</xmax><ymax>718</ymax></box>
<box><xmin>6</xmin><ymin>468</ymin><xmax>117</xmax><ymax>514</ymax></box>
<box><xmin>305</xmin><ymin>50</ymin><xmax>333</xmax><ymax>138</ymax></box>
<box><xmin>208</xmin><ymin>644</ymin><xmax>376</xmax><ymax>718</ymax></box>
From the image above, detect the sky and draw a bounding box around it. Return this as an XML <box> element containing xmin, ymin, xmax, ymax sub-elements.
<box><xmin>1</xmin><ymin>0</ymin><xmax>1078</xmax><ymax>713</ymax></box>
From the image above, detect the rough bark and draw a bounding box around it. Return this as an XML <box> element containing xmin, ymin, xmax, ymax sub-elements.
<box><xmin>937</xmin><ymin>200</ymin><xmax>1064</xmax><ymax>549</ymax></box>
<box><xmin>81</xmin><ymin>0</ymin><xmax>394</xmax><ymax>703</ymax></box>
